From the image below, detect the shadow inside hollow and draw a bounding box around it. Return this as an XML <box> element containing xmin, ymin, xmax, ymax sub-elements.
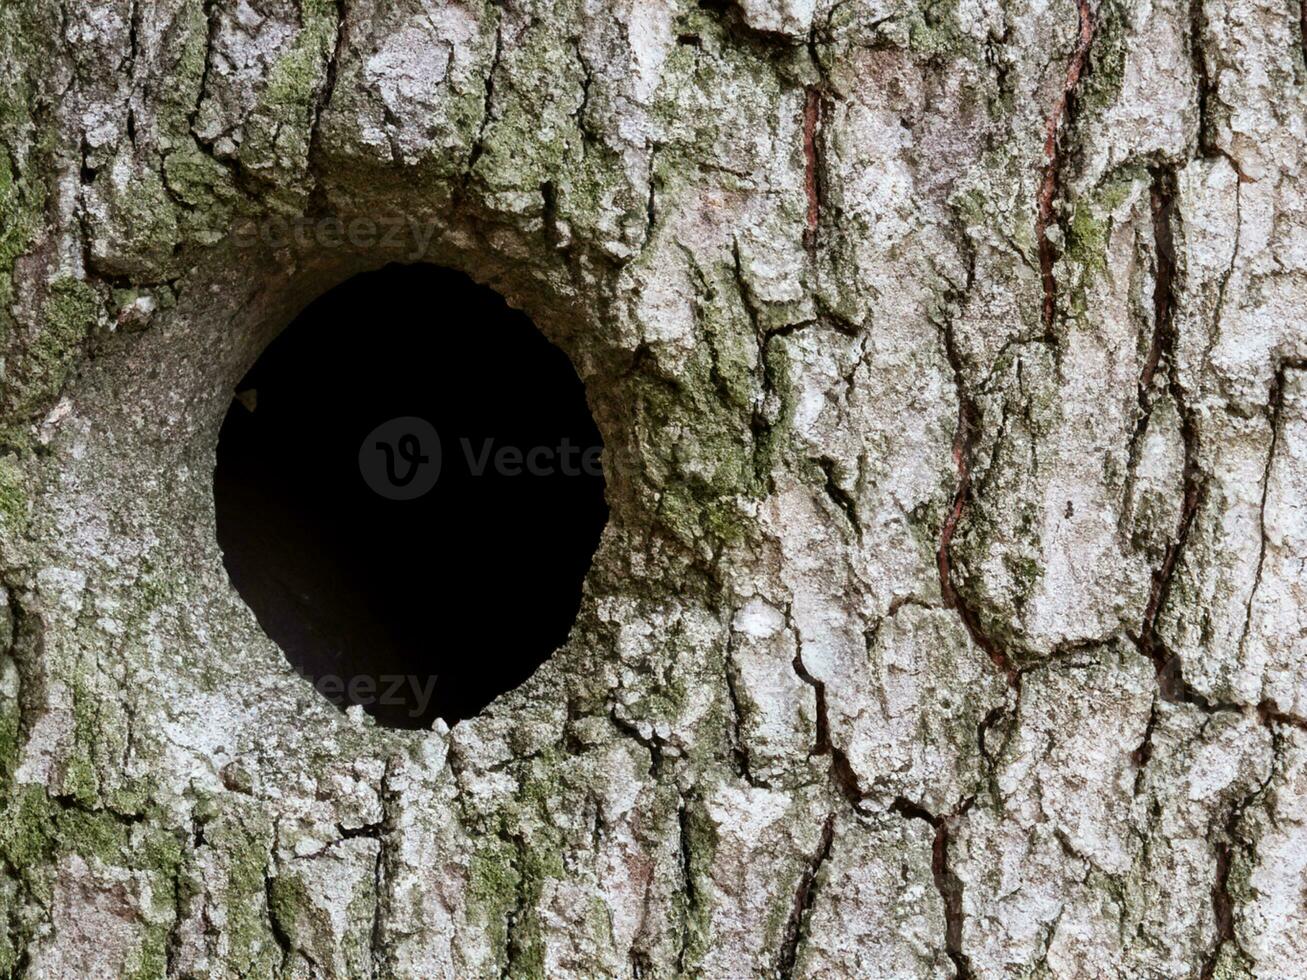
<box><xmin>214</xmin><ymin>263</ymin><xmax>608</xmax><ymax>728</ymax></box>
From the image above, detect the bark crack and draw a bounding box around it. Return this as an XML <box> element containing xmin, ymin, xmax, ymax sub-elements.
<box><xmin>891</xmin><ymin>797</ymin><xmax>977</xmax><ymax>978</ymax></box>
<box><xmin>676</xmin><ymin>795</ymin><xmax>700</xmax><ymax>975</ymax></box>
<box><xmin>189</xmin><ymin>0</ymin><xmax>221</xmax><ymax>136</ymax></box>
<box><xmin>934</xmin><ymin>300</ymin><xmax>1020</xmax><ymax>690</ymax></box>
<box><xmin>1199</xmin><ymin>749</ymin><xmax>1277</xmax><ymax>979</ymax></box>
<box><xmin>723</xmin><ymin>634</ymin><xmax>769</xmax><ymax>787</ymax></box>
<box><xmin>265</xmin><ymin>870</ymin><xmax>295</xmax><ymax>972</ymax></box>
<box><xmin>645</xmin><ymin>143</ymin><xmax>660</xmax><ymax>247</ymax></box>
<box><xmin>802</xmin><ymin>85</ymin><xmax>822</xmax><ymax>251</ymax></box>
<box><xmin>1131</xmin><ymin>695</ymin><xmax>1160</xmax><ymax>794</ymax></box>
<box><xmin>1302</xmin><ymin>0</ymin><xmax>1307</xmax><ymax>71</ymax></box>
<box><xmin>1135</xmin><ymin>167</ymin><xmax>1210</xmax><ymax>706</ymax></box>
<box><xmin>788</xmin><ymin>611</ymin><xmax>868</xmax><ymax>810</ymax></box>
<box><xmin>1234</xmin><ymin>363</ymin><xmax>1292</xmax><ymax>673</ymax></box>
<box><xmin>1189</xmin><ymin>0</ymin><xmax>1250</xmax><ymax>178</ymax></box>
<box><xmin>610</xmin><ymin>707</ymin><xmax>666</xmax><ymax>777</ymax></box>
<box><xmin>815</xmin><ymin>455</ymin><xmax>861</xmax><ymax>540</ymax></box>
<box><xmin>465</xmin><ymin>15</ymin><xmax>504</xmax><ymax>181</ymax></box>
<box><xmin>775</xmin><ymin>811</ymin><xmax>835</xmax><ymax>978</ymax></box>
<box><xmin>1036</xmin><ymin>0</ymin><xmax>1096</xmax><ymax>336</ymax></box>
<box><xmin>1258</xmin><ymin>698</ymin><xmax>1307</xmax><ymax>732</ymax></box>
<box><xmin>306</xmin><ymin>0</ymin><xmax>348</xmax><ymax>201</ymax></box>
<box><xmin>572</xmin><ymin>39</ymin><xmax>595</xmax><ymax>155</ymax></box>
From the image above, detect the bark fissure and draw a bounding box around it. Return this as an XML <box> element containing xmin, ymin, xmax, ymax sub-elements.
<box><xmin>501</xmin><ymin>829</ymin><xmax>534</xmax><ymax>980</ymax></box>
<box><xmin>265</xmin><ymin>871</ymin><xmax>295</xmax><ymax>971</ymax></box>
<box><xmin>891</xmin><ymin>797</ymin><xmax>976</xmax><ymax>978</ymax></box>
<box><xmin>815</xmin><ymin>455</ymin><xmax>861</xmax><ymax>539</ymax></box>
<box><xmin>188</xmin><ymin>0</ymin><xmax>220</xmax><ymax>131</ymax></box>
<box><xmin>1302</xmin><ymin>0</ymin><xmax>1307</xmax><ymax>69</ymax></box>
<box><xmin>1189</xmin><ymin>0</ymin><xmax>1249</xmax><ymax>177</ymax></box>
<box><xmin>789</xmin><ymin>613</ymin><xmax>868</xmax><ymax>809</ymax></box>
<box><xmin>1131</xmin><ymin>696</ymin><xmax>1160</xmax><ymax>794</ymax></box>
<box><xmin>572</xmin><ymin>40</ymin><xmax>595</xmax><ymax>153</ymax></box>
<box><xmin>775</xmin><ymin>811</ymin><xmax>835</xmax><ymax>978</ymax></box>
<box><xmin>1135</xmin><ymin>166</ymin><xmax>1211</xmax><ymax>707</ymax></box>
<box><xmin>1199</xmin><ymin>754</ymin><xmax>1277</xmax><ymax>979</ymax></box>
<box><xmin>307</xmin><ymin>0</ymin><xmax>348</xmax><ymax>194</ymax></box>
<box><xmin>723</xmin><ymin>635</ymin><xmax>769</xmax><ymax>787</ymax></box>
<box><xmin>1235</xmin><ymin>364</ymin><xmax>1292</xmax><ymax>672</ymax></box>
<box><xmin>1036</xmin><ymin>0</ymin><xmax>1096</xmax><ymax>335</ymax></box>
<box><xmin>935</xmin><ymin>305</ymin><xmax>1019</xmax><ymax>690</ymax></box>
<box><xmin>676</xmin><ymin>797</ymin><xmax>699</xmax><ymax>975</ymax></box>
<box><xmin>610</xmin><ymin>707</ymin><xmax>666</xmax><ymax>777</ymax></box>
<box><xmin>1259</xmin><ymin>698</ymin><xmax>1307</xmax><ymax>732</ymax></box>
<box><xmin>163</xmin><ymin>847</ymin><xmax>188</xmax><ymax>978</ymax></box>
<box><xmin>465</xmin><ymin>15</ymin><xmax>503</xmax><ymax>179</ymax></box>
<box><xmin>645</xmin><ymin>144</ymin><xmax>660</xmax><ymax>246</ymax></box>
<box><xmin>802</xmin><ymin>85</ymin><xmax>822</xmax><ymax>251</ymax></box>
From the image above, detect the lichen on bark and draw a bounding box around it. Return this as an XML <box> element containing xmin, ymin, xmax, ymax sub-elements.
<box><xmin>1</xmin><ymin>0</ymin><xmax>1306</xmax><ymax>976</ymax></box>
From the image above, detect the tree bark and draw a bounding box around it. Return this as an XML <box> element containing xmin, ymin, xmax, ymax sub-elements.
<box><xmin>1</xmin><ymin>0</ymin><xmax>1305</xmax><ymax>976</ymax></box>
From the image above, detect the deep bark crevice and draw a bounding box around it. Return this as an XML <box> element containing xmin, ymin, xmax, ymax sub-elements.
<box><xmin>306</xmin><ymin>0</ymin><xmax>349</xmax><ymax>204</ymax></box>
<box><xmin>1188</xmin><ymin>0</ymin><xmax>1250</xmax><ymax>177</ymax></box>
<box><xmin>802</xmin><ymin>85</ymin><xmax>822</xmax><ymax>251</ymax></box>
<box><xmin>1036</xmin><ymin>0</ymin><xmax>1096</xmax><ymax>336</ymax></box>
<box><xmin>265</xmin><ymin>871</ymin><xmax>295</xmax><ymax>972</ymax></box>
<box><xmin>464</xmin><ymin>14</ymin><xmax>504</xmax><ymax>182</ymax></box>
<box><xmin>676</xmin><ymin>796</ymin><xmax>700</xmax><ymax>975</ymax></box>
<box><xmin>815</xmin><ymin>455</ymin><xmax>861</xmax><ymax>540</ymax></box>
<box><xmin>789</xmin><ymin>614</ymin><xmax>868</xmax><ymax>810</ymax></box>
<box><xmin>722</xmin><ymin>637</ymin><xmax>769</xmax><ymax>787</ymax></box>
<box><xmin>891</xmin><ymin>797</ymin><xmax>976</xmax><ymax>979</ymax></box>
<box><xmin>775</xmin><ymin>811</ymin><xmax>835</xmax><ymax>978</ymax></box>
<box><xmin>1135</xmin><ymin>166</ymin><xmax>1210</xmax><ymax>708</ymax></box>
<box><xmin>935</xmin><ymin>303</ymin><xmax>1020</xmax><ymax>691</ymax></box>
<box><xmin>1198</xmin><ymin>748</ymin><xmax>1277</xmax><ymax>979</ymax></box>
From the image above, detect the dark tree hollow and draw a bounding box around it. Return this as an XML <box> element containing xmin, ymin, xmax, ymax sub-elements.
<box><xmin>214</xmin><ymin>264</ymin><xmax>608</xmax><ymax>728</ymax></box>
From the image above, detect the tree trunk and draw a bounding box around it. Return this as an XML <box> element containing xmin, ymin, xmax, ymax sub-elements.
<box><xmin>2</xmin><ymin>0</ymin><xmax>1305</xmax><ymax>975</ymax></box>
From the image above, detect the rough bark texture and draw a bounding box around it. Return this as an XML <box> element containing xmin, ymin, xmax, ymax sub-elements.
<box><xmin>1</xmin><ymin>0</ymin><xmax>1305</xmax><ymax>976</ymax></box>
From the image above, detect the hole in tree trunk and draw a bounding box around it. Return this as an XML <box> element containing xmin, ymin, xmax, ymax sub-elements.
<box><xmin>214</xmin><ymin>264</ymin><xmax>608</xmax><ymax>729</ymax></box>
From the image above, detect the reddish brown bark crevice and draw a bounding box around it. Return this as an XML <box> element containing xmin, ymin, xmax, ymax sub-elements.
<box><xmin>802</xmin><ymin>86</ymin><xmax>822</xmax><ymax>250</ymax></box>
<box><xmin>936</xmin><ymin>318</ymin><xmax>1020</xmax><ymax>690</ymax></box>
<box><xmin>1036</xmin><ymin>0</ymin><xmax>1096</xmax><ymax>334</ymax></box>
<box><xmin>891</xmin><ymin>797</ymin><xmax>977</xmax><ymax>979</ymax></box>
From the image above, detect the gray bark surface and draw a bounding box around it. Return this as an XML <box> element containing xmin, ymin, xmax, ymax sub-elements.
<box><xmin>1</xmin><ymin>0</ymin><xmax>1306</xmax><ymax>975</ymax></box>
